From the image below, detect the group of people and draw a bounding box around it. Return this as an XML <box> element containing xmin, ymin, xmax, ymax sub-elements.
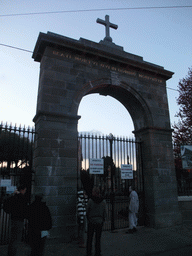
<box><xmin>77</xmin><ymin>185</ymin><xmax>139</xmax><ymax>256</ymax></box>
<box><xmin>3</xmin><ymin>184</ymin><xmax>52</xmax><ymax>256</ymax></box>
<box><xmin>3</xmin><ymin>183</ymin><xmax>139</xmax><ymax>256</ymax></box>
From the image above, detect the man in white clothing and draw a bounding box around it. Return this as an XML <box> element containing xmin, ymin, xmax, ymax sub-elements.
<box><xmin>126</xmin><ymin>185</ymin><xmax>139</xmax><ymax>234</ymax></box>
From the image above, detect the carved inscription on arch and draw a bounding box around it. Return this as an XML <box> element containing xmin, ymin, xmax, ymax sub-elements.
<box><xmin>52</xmin><ymin>50</ymin><xmax>163</xmax><ymax>84</ymax></box>
<box><xmin>52</xmin><ymin>50</ymin><xmax>136</xmax><ymax>77</ymax></box>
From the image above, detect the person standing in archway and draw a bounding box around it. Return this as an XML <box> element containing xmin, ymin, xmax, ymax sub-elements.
<box><xmin>86</xmin><ymin>187</ymin><xmax>107</xmax><ymax>256</ymax></box>
<box><xmin>126</xmin><ymin>185</ymin><xmax>139</xmax><ymax>234</ymax></box>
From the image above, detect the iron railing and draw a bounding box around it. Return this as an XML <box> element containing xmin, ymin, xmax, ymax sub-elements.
<box><xmin>0</xmin><ymin>123</ymin><xmax>35</xmax><ymax>245</ymax></box>
<box><xmin>78</xmin><ymin>133</ymin><xmax>143</xmax><ymax>194</ymax></box>
<box><xmin>78</xmin><ymin>133</ymin><xmax>145</xmax><ymax>230</ymax></box>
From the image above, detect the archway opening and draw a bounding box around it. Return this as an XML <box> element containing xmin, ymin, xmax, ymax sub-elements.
<box><xmin>77</xmin><ymin>93</ymin><xmax>145</xmax><ymax>228</ymax></box>
<box><xmin>77</xmin><ymin>93</ymin><xmax>134</xmax><ymax>137</ymax></box>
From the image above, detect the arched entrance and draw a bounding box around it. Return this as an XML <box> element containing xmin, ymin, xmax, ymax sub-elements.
<box><xmin>75</xmin><ymin>81</ymin><xmax>153</xmax><ymax>131</ymax></box>
<box><xmin>78</xmin><ymin>94</ymin><xmax>134</xmax><ymax>136</ymax></box>
<box><xmin>32</xmin><ymin>31</ymin><xmax>181</xmax><ymax>241</ymax></box>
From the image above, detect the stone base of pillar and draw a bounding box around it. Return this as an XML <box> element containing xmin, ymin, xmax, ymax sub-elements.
<box><xmin>145</xmin><ymin>211</ymin><xmax>182</xmax><ymax>228</ymax></box>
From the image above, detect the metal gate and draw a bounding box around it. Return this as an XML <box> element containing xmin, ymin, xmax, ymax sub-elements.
<box><xmin>0</xmin><ymin>123</ymin><xmax>35</xmax><ymax>244</ymax></box>
<box><xmin>77</xmin><ymin>133</ymin><xmax>145</xmax><ymax>231</ymax></box>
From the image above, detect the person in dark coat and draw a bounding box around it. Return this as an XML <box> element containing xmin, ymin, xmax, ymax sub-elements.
<box><xmin>3</xmin><ymin>184</ymin><xmax>27</xmax><ymax>256</ymax></box>
<box><xmin>27</xmin><ymin>193</ymin><xmax>52</xmax><ymax>256</ymax></box>
<box><xmin>86</xmin><ymin>187</ymin><xmax>107</xmax><ymax>256</ymax></box>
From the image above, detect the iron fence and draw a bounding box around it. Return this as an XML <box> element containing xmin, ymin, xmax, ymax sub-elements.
<box><xmin>78</xmin><ymin>133</ymin><xmax>144</xmax><ymax>194</ymax></box>
<box><xmin>78</xmin><ymin>133</ymin><xmax>145</xmax><ymax>231</ymax></box>
<box><xmin>0</xmin><ymin>122</ymin><xmax>35</xmax><ymax>245</ymax></box>
<box><xmin>103</xmin><ymin>197</ymin><xmax>129</xmax><ymax>231</ymax></box>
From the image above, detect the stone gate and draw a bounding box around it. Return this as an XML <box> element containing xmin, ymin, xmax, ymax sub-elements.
<box><xmin>32</xmin><ymin>16</ymin><xmax>181</xmax><ymax>241</ymax></box>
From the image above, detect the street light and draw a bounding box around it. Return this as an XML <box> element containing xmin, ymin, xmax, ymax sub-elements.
<box><xmin>108</xmin><ymin>133</ymin><xmax>114</xmax><ymax>194</ymax></box>
<box><xmin>108</xmin><ymin>133</ymin><xmax>115</xmax><ymax>232</ymax></box>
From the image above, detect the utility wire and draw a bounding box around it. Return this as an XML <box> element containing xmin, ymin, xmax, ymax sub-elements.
<box><xmin>167</xmin><ymin>87</ymin><xmax>179</xmax><ymax>92</ymax></box>
<box><xmin>0</xmin><ymin>43</ymin><xmax>32</xmax><ymax>53</ymax></box>
<box><xmin>0</xmin><ymin>5</ymin><xmax>192</xmax><ymax>17</ymax></box>
<box><xmin>0</xmin><ymin>42</ymin><xmax>179</xmax><ymax>92</ymax></box>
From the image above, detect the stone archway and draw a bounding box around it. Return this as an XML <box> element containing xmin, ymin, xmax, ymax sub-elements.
<box><xmin>32</xmin><ymin>31</ymin><xmax>181</xmax><ymax>241</ymax></box>
<box><xmin>74</xmin><ymin>80</ymin><xmax>153</xmax><ymax>131</ymax></box>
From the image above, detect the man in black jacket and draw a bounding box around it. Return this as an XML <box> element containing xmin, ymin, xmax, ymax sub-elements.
<box><xmin>27</xmin><ymin>193</ymin><xmax>52</xmax><ymax>256</ymax></box>
<box><xmin>3</xmin><ymin>184</ymin><xmax>27</xmax><ymax>256</ymax></box>
<box><xmin>86</xmin><ymin>187</ymin><xmax>107</xmax><ymax>256</ymax></box>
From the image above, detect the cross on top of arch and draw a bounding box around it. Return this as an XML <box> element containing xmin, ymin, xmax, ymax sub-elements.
<box><xmin>96</xmin><ymin>15</ymin><xmax>118</xmax><ymax>43</ymax></box>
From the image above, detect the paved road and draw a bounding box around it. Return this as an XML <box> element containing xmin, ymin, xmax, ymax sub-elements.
<box><xmin>1</xmin><ymin>224</ymin><xmax>192</xmax><ymax>255</ymax></box>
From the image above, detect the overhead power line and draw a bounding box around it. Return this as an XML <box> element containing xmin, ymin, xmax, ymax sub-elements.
<box><xmin>0</xmin><ymin>5</ymin><xmax>192</xmax><ymax>17</ymax></box>
<box><xmin>0</xmin><ymin>42</ymin><xmax>179</xmax><ymax>92</ymax></box>
<box><xmin>0</xmin><ymin>43</ymin><xmax>32</xmax><ymax>53</ymax></box>
<box><xmin>167</xmin><ymin>87</ymin><xmax>179</xmax><ymax>92</ymax></box>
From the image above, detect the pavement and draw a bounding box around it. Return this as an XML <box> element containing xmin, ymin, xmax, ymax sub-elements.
<box><xmin>1</xmin><ymin>223</ymin><xmax>192</xmax><ymax>256</ymax></box>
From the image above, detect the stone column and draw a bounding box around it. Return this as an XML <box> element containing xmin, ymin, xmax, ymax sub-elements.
<box><xmin>33</xmin><ymin>112</ymin><xmax>79</xmax><ymax>241</ymax></box>
<box><xmin>135</xmin><ymin>127</ymin><xmax>182</xmax><ymax>228</ymax></box>
<box><xmin>32</xmin><ymin>48</ymin><xmax>81</xmax><ymax>241</ymax></box>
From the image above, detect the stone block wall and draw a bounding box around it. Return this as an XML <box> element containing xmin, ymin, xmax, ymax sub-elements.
<box><xmin>178</xmin><ymin>197</ymin><xmax>192</xmax><ymax>223</ymax></box>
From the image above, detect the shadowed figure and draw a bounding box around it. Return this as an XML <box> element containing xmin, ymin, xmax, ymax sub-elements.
<box><xmin>86</xmin><ymin>187</ymin><xmax>107</xmax><ymax>256</ymax></box>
